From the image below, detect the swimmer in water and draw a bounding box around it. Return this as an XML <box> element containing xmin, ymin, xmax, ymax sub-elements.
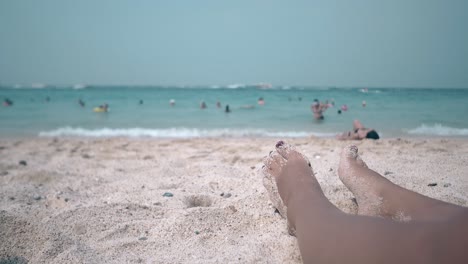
<box><xmin>3</xmin><ymin>98</ymin><xmax>13</xmax><ymax>106</ymax></box>
<box><xmin>169</xmin><ymin>99</ymin><xmax>175</xmax><ymax>106</ymax></box>
<box><xmin>95</xmin><ymin>103</ymin><xmax>109</xmax><ymax>112</ymax></box>
<box><xmin>200</xmin><ymin>101</ymin><xmax>207</xmax><ymax>109</ymax></box>
<box><xmin>362</xmin><ymin>100</ymin><xmax>366</xmax><ymax>107</ymax></box>
<box><xmin>311</xmin><ymin>99</ymin><xmax>326</xmax><ymax>120</ymax></box>
<box><xmin>79</xmin><ymin>99</ymin><xmax>85</xmax><ymax>107</ymax></box>
<box><xmin>225</xmin><ymin>105</ymin><xmax>230</xmax><ymax>113</ymax></box>
<box><xmin>257</xmin><ymin>97</ymin><xmax>265</xmax><ymax>105</ymax></box>
<box><xmin>216</xmin><ymin>101</ymin><xmax>221</xmax><ymax>108</ymax></box>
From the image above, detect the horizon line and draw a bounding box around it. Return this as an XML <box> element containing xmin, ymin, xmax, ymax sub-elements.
<box><xmin>1</xmin><ymin>83</ymin><xmax>467</xmax><ymax>90</ymax></box>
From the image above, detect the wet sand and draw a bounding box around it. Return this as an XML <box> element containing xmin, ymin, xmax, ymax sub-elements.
<box><xmin>1</xmin><ymin>137</ymin><xmax>467</xmax><ymax>263</ymax></box>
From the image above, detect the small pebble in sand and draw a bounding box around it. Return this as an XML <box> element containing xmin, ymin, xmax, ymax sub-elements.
<box><xmin>223</xmin><ymin>193</ymin><xmax>232</xmax><ymax>198</ymax></box>
<box><xmin>82</xmin><ymin>154</ymin><xmax>91</xmax><ymax>159</ymax></box>
<box><xmin>138</xmin><ymin>237</ymin><xmax>148</xmax><ymax>241</ymax></box>
<box><xmin>250</xmin><ymin>166</ymin><xmax>255</xmax><ymax>169</ymax></box>
<box><xmin>384</xmin><ymin>171</ymin><xmax>393</xmax><ymax>175</ymax></box>
<box><xmin>443</xmin><ymin>183</ymin><xmax>451</xmax><ymax>188</ymax></box>
<box><xmin>220</xmin><ymin>192</ymin><xmax>224</xmax><ymax>196</ymax></box>
<box><xmin>64</xmin><ymin>198</ymin><xmax>69</xmax><ymax>202</ymax></box>
<box><xmin>162</xmin><ymin>192</ymin><xmax>173</xmax><ymax>197</ymax></box>
<box><xmin>0</xmin><ymin>171</ymin><xmax>8</xmax><ymax>176</ymax></box>
<box><xmin>228</xmin><ymin>205</ymin><xmax>237</xmax><ymax>213</ymax></box>
<box><xmin>153</xmin><ymin>202</ymin><xmax>162</xmax><ymax>206</ymax></box>
<box><xmin>428</xmin><ymin>183</ymin><xmax>437</xmax><ymax>187</ymax></box>
<box><xmin>329</xmin><ymin>168</ymin><xmax>333</xmax><ymax>172</ymax></box>
<box><xmin>19</xmin><ymin>160</ymin><xmax>27</xmax><ymax>166</ymax></box>
<box><xmin>9</xmin><ymin>196</ymin><xmax>15</xmax><ymax>200</ymax></box>
<box><xmin>33</xmin><ymin>195</ymin><xmax>42</xmax><ymax>201</ymax></box>
<box><xmin>195</xmin><ymin>231</ymin><xmax>200</xmax><ymax>235</ymax></box>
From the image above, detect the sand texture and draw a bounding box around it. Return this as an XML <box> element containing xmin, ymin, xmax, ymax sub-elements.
<box><xmin>1</xmin><ymin>137</ymin><xmax>467</xmax><ymax>263</ymax></box>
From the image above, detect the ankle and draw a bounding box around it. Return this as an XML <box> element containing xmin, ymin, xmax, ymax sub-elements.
<box><xmin>279</xmin><ymin>175</ymin><xmax>321</xmax><ymax>207</ymax></box>
<box><xmin>286</xmin><ymin>188</ymin><xmax>337</xmax><ymax>230</ymax></box>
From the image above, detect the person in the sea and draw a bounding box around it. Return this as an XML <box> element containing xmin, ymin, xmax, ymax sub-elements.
<box><xmin>311</xmin><ymin>99</ymin><xmax>326</xmax><ymax>120</ymax></box>
<box><xmin>216</xmin><ymin>101</ymin><xmax>222</xmax><ymax>108</ymax></box>
<box><xmin>225</xmin><ymin>105</ymin><xmax>230</xmax><ymax>113</ymax></box>
<box><xmin>3</xmin><ymin>98</ymin><xmax>13</xmax><ymax>106</ymax></box>
<box><xmin>261</xmin><ymin>141</ymin><xmax>468</xmax><ymax>264</ymax></box>
<box><xmin>78</xmin><ymin>99</ymin><xmax>85</xmax><ymax>107</ymax></box>
<box><xmin>258</xmin><ymin>97</ymin><xmax>265</xmax><ymax>105</ymax></box>
<box><xmin>169</xmin><ymin>99</ymin><xmax>175</xmax><ymax>106</ymax></box>
<box><xmin>95</xmin><ymin>103</ymin><xmax>109</xmax><ymax>112</ymax></box>
<box><xmin>337</xmin><ymin>119</ymin><xmax>379</xmax><ymax>140</ymax></box>
<box><xmin>200</xmin><ymin>101</ymin><xmax>207</xmax><ymax>109</ymax></box>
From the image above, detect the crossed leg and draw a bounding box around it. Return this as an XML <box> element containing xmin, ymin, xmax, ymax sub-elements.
<box><xmin>262</xmin><ymin>141</ymin><xmax>468</xmax><ymax>264</ymax></box>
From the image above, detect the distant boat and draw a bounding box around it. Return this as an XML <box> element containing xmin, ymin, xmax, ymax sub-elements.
<box><xmin>255</xmin><ymin>83</ymin><xmax>272</xmax><ymax>89</ymax></box>
<box><xmin>73</xmin><ymin>84</ymin><xmax>88</xmax><ymax>89</ymax></box>
<box><xmin>227</xmin><ymin>84</ymin><xmax>245</xmax><ymax>89</ymax></box>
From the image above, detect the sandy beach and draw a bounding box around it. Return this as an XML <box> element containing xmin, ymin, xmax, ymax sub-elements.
<box><xmin>1</xmin><ymin>137</ymin><xmax>467</xmax><ymax>263</ymax></box>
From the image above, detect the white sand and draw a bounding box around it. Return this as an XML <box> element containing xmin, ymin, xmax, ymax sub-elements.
<box><xmin>1</xmin><ymin>137</ymin><xmax>467</xmax><ymax>263</ymax></box>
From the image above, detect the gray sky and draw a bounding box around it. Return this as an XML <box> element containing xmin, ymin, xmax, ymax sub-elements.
<box><xmin>1</xmin><ymin>0</ymin><xmax>467</xmax><ymax>88</ymax></box>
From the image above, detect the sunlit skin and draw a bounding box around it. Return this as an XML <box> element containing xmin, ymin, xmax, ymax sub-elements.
<box><xmin>262</xmin><ymin>141</ymin><xmax>468</xmax><ymax>264</ymax></box>
<box><xmin>337</xmin><ymin>119</ymin><xmax>377</xmax><ymax>140</ymax></box>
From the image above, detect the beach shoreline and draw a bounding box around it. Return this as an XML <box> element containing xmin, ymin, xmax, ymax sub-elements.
<box><xmin>1</xmin><ymin>136</ymin><xmax>467</xmax><ymax>263</ymax></box>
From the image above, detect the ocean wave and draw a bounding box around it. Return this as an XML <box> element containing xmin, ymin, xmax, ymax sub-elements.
<box><xmin>38</xmin><ymin>127</ymin><xmax>335</xmax><ymax>138</ymax></box>
<box><xmin>408</xmin><ymin>124</ymin><xmax>468</xmax><ymax>136</ymax></box>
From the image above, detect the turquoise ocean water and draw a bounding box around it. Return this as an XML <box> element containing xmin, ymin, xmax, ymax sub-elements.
<box><xmin>1</xmin><ymin>85</ymin><xmax>468</xmax><ymax>138</ymax></box>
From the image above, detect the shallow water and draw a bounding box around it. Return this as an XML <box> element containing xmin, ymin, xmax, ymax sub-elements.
<box><xmin>1</xmin><ymin>85</ymin><xmax>467</xmax><ymax>138</ymax></box>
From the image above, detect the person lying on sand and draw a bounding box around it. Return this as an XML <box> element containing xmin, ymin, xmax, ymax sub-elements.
<box><xmin>337</xmin><ymin>119</ymin><xmax>379</xmax><ymax>140</ymax></box>
<box><xmin>261</xmin><ymin>141</ymin><xmax>468</xmax><ymax>264</ymax></box>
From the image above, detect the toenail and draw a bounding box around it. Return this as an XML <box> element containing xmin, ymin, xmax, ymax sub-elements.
<box><xmin>276</xmin><ymin>140</ymin><xmax>284</xmax><ymax>148</ymax></box>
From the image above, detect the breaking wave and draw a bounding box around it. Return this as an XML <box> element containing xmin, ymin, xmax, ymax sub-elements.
<box><xmin>408</xmin><ymin>124</ymin><xmax>468</xmax><ymax>136</ymax></box>
<box><xmin>39</xmin><ymin>127</ymin><xmax>336</xmax><ymax>138</ymax></box>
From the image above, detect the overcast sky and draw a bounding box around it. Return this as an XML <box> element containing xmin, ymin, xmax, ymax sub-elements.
<box><xmin>1</xmin><ymin>0</ymin><xmax>467</xmax><ymax>88</ymax></box>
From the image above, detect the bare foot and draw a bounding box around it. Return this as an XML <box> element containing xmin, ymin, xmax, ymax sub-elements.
<box><xmin>338</xmin><ymin>145</ymin><xmax>391</xmax><ymax>218</ymax></box>
<box><xmin>261</xmin><ymin>141</ymin><xmax>323</xmax><ymax>234</ymax></box>
<box><xmin>339</xmin><ymin>145</ymin><xmax>466</xmax><ymax>222</ymax></box>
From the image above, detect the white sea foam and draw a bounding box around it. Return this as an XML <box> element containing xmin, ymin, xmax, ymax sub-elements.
<box><xmin>408</xmin><ymin>124</ymin><xmax>468</xmax><ymax>136</ymax></box>
<box><xmin>38</xmin><ymin>127</ymin><xmax>335</xmax><ymax>138</ymax></box>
